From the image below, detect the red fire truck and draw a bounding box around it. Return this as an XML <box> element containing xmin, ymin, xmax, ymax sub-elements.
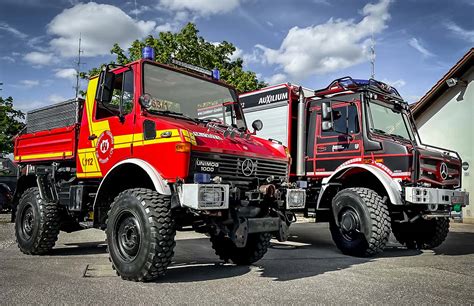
<box><xmin>12</xmin><ymin>54</ymin><xmax>305</xmax><ymax>282</ymax></box>
<box><xmin>240</xmin><ymin>77</ymin><xmax>469</xmax><ymax>257</ymax></box>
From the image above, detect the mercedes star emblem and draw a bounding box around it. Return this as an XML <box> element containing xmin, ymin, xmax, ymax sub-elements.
<box><xmin>241</xmin><ymin>159</ymin><xmax>255</xmax><ymax>177</ymax></box>
<box><xmin>439</xmin><ymin>162</ymin><xmax>449</xmax><ymax>180</ymax></box>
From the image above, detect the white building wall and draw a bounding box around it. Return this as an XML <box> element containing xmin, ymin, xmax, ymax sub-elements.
<box><xmin>416</xmin><ymin>67</ymin><xmax>474</xmax><ymax>223</ymax></box>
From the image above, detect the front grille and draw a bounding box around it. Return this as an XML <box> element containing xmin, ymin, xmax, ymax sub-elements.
<box><xmin>419</xmin><ymin>156</ymin><xmax>460</xmax><ymax>188</ymax></box>
<box><xmin>190</xmin><ymin>151</ymin><xmax>288</xmax><ymax>186</ymax></box>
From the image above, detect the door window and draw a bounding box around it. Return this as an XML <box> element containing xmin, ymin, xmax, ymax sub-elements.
<box><xmin>322</xmin><ymin>104</ymin><xmax>359</xmax><ymax>136</ymax></box>
<box><xmin>95</xmin><ymin>70</ymin><xmax>134</xmax><ymax>120</ymax></box>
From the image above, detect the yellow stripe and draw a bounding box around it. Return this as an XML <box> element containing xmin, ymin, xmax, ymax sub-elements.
<box><xmin>77</xmin><ymin>171</ymin><xmax>102</xmax><ymax>178</ymax></box>
<box><xmin>16</xmin><ymin>151</ymin><xmax>73</xmax><ymax>161</ymax></box>
<box><xmin>133</xmin><ymin>136</ymin><xmax>182</xmax><ymax>147</ymax></box>
<box><xmin>78</xmin><ymin>147</ymin><xmax>96</xmax><ymax>153</ymax></box>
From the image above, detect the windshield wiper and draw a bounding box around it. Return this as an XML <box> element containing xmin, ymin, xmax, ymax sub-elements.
<box><xmin>388</xmin><ymin>133</ymin><xmax>409</xmax><ymax>141</ymax></box>
<box><xmin>372</xmin><ymin>128</ymin><xmax>410</xmax><ymax>142</ymax></box>
<box><xmin>371</xmin><ymin>128</ymin><xmax>388</xmax><ymax>135</ymax></box>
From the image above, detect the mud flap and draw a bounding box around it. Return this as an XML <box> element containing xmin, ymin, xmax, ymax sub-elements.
<box><xmin>231</xmin><ymin>217</ymin><xmax>281</xmax><ymax>247</ymax></box>
<box><xmin>275</xmin><ymin>220</ymin><xmax>289</xmax><ymax>242</ymax></box>
<box><xmin>231</xmin><ymin>218</ymin><xmax>249</xmax><ymax>248</ymax></box>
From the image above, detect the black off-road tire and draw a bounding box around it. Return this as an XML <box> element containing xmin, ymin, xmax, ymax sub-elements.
<box><xmin>329</xmin><ymin>187</ymin><xmax>391</xmax><ymax>257</ymax></box>
<box><xmin>106</xmin><ymin>188</ymin><xmax>175</xmax><ymax>282</ymax></box>
<box><xmin>210</xmin><ymin>232</ymin><xmax>272</xmax><ymax>265</ymax></box>
<box><xmin>15</xmin><ymin>187</ymin><xmax>60</xmax><ymax>255</ymax></box>
<box><xmin>392</xmin><ymin>217</ymin><xmax>449</xmax><ymax>249</ymax></box>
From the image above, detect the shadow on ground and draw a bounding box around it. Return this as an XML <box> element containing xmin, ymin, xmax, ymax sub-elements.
<box><xmin>18</xmin><ymin>221</ymin><xmax>474</xmax><ymax>283</ymax></box>
<box><xmin>433</xmin><ymin>231</ymin><xmax>474</xmax><ymax>256</ymax></box>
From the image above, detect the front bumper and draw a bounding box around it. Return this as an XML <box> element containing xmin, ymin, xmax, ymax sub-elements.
<box><xmin>404</xmin><ymin>187</ymin><xmax>469</xmax><ymax>206</ymax></box>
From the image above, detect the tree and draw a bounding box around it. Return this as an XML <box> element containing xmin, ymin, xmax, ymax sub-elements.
<box><xmin>86</xmin><ymin>23</ymin><xmax>266</xmax><ymax>93</ymax></box>
<box><xmin>0</xmin><ymin>96</ymin><xmax>25</xmax><ymax>155</ymax></box>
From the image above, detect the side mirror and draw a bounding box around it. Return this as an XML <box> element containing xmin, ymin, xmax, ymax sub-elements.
<box><xmin>139</xmin><ymin>93</ymin><xmax>153</xmax><ymax>109</ymax></box>
<box><xmin>252</xmin><ymin>119</ymin><xmax>263</xmax><ymax>132</ymax></box>
<box><xmin>322</xmin><ymin>121</ymin><xmax>333</xmax><ymax>131</ymax></box>
<box><xmin>95</xmin><ymin>68</ymin><xmax>114</xmax><ymax>103</ymax></box>
<box><xmin>321</xmin><ymin>102</ymin><xmax>332</xmax><ymax>120</ymax></box>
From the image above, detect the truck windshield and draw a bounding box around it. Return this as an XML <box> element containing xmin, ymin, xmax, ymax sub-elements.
<box><xmin>368</xmin><ymin>101</ymin><xmax>414</xmax><ymax>142</ymax></box>
<box><xmin>143</xmin><ymin>63</ymin><xmax>247</xmax><ymax>130</ymax></box>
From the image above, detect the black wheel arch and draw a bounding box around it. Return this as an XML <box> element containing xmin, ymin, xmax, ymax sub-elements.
<box><xmin>11</xmin><ymin>174</ymin><xmax>37</xmax><ymax>222</ymax></box>
<box><xmin>93</xmin><ymin>163</ymin><xmax>156</xmax><ymax>228</ymax></box>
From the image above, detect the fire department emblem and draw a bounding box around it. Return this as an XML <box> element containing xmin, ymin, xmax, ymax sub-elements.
<box><xmin>96</xmin><ymin>131</ymin><xmax>114</xmax><ymax>164</ymax></box>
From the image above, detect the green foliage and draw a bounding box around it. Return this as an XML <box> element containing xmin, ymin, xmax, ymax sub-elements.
<box><xmin>86</xmin><ymin>23</ymin><xmax>266</xmax><ymax>93</ymax></box>
<box><xmin>0</xmin><ymin>96</ymin><xmax>25</xmax><ymax>154</ymax></box>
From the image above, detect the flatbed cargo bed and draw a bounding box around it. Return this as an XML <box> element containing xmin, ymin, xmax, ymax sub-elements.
<box><xmin>14</xmin><ymin>98</ymin><xmax>83</xmax><ymax>164</ymax></box>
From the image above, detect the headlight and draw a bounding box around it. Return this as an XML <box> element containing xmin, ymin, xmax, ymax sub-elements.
<box><xmin>199</xmin><ymin>188</ymin><xmax>223</xmax><ymax>203</ymax></box>
<box><xmin>286</xmin><ymin>189</ymin><xmax>306</xmax><ymax>209</ymax></box>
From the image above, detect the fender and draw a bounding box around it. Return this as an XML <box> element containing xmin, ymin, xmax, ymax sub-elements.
<box><xmin>316</xmin><ymin>164</ymin><xmax>403</xmax><ymax>209</ymax></box>
<box><xmin>93</xmin><ymin>158</ymin><xmax>172</xmax><ymax>207</ymax></box>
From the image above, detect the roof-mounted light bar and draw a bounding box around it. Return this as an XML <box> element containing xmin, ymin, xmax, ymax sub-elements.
<box><xmin>170</xmin><ymin>58</ymin><xmax>220</xmax><ymax>80</ymax></box>
<box><xmin>315</xmin><ymin>76</ymin><xmax>402</xmax><ymax>98</ymax></box>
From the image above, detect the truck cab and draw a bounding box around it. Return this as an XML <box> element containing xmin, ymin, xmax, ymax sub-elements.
<box><xmin>240</xmin><ymin>77</ymin><xmax>469</xmax><ymax>257</ymax></box>
<box><xmin>12</xmin><ymin>55</ymin><xmax>304</xmax><ymax>282</ymax></box>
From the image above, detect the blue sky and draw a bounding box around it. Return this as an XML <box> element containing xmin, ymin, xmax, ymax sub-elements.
<box><xmin>0</xmin><ymin>0</ymin><xmax>473</xmax><ymax>112</ymax></box>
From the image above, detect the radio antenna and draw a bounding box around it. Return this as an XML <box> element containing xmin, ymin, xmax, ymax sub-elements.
<box><xmin>370</xmin><ymin>29</ymin><xmax>376</xmax><ymax>80</ymax></box>
<box><xmin>74</xmin><ymin>33</ymin><xmax>84</xmax><ymax>98</ymax></box>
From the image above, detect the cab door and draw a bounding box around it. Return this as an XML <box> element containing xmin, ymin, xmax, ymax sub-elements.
<box><xmin>311</xmin><ymin>101</ymin><xmax>363</xmax><ymax>177</ymax></box>
<box><xmin>79</xmin><ymin>68</ymin><xmax>135</xmax><ymax>178</ymax></box>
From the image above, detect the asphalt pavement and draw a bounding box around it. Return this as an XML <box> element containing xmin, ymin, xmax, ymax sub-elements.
<box><xmin>0</xmin><ymin>213</ymin><xmax>473</xmax><ymax>304</ymax></box>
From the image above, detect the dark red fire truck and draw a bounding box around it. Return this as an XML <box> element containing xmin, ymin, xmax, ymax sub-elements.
<box><xmin>240</xmin><ymin>77</ymin><xmax>469</xmax><ymax>256</ymax></box>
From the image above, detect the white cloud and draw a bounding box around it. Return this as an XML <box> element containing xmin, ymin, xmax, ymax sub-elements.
<box><xmin>408</xmin><ymin>38</ymin><xmax>434</xmax><ymax>57</ymax></box>
<box><xmin>47</xmin><ymin>2</ymin><xmax>157</xmax><ymax>57</ymax></box>
<box><xmin>157</xmin><ymin>0</ymin><xmax>241</xmax><ymax>17</ymax></box>
<box><xmin>256</xmin><ymin>0</ymin><xmax>392</xmax><ymax>79</ymax></box>
<box><xmin>24</xmin><ymin>51</ymin><xmax>57</xmax><ymax>66</ymax></box>
<box><xmin>1</xmin><ymin>56</ymin><xmax>15</xmax><ymax>63</ymax></box>
<box><xmin>130</xmin><ymin>5</ymin><xmax>151</xmax><ymax>16</ymax></box>
<box><xmin>445</xmin><ymin>22</ymin><xmax>474</xmax><ymax>43</ymax></box>
<box><xmin>0</xmin><ymin>22</ymin><xmax>28</xmax><ymax>39</ymax></box>
<box><xmin>265</xmin><ymin>73</ymin><xmax>287</xmax><ymax>85</ymax></box>
<box><xmin>382</xmin><ymin>79</ymin><xmax>406</xmax><ymax>88</ymax></box>
<box><xmin>48</xmin><ymin>94</ymin><xmax>67</xmax><ymax>103</ymax></box>
<box><xmin>313</xmin><ymin>0</ymin><xmax>331</xmax><ymax>5</ymax></box>
<box><xmin>229</xmin><ymin>47</ymin><xmax>244</xmax><ymax>61</ymax></box>
<box><xmin>55</xmin><ymin>68</ymin><xmax>77</xmax><ymax>80</ymax></box>
<box><xmin>19</xmin><ymin>80</ymin><xmax>40</xmax><ymax>88</ymax></box>
<box><xmin>156</xmin><ymin>22</ymin><xmax>177</xmax><ymax>33</ymax></box>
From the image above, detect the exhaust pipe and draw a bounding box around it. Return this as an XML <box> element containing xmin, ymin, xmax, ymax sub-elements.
<box><xmin>296</xmin><ymin>87</ymin><xmax>306</xmax><ymax>177</ymax></box>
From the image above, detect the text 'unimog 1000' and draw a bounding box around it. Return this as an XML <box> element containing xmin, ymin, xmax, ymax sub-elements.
<box><xmin>240</xmin><ymin>77</ymin><xmax>469</xmax><ymax>257</ymax></box>
<box><xmin>12</xmin><ymin>49</ymin><xmax>305</xmax><ymax>281</ymax></box>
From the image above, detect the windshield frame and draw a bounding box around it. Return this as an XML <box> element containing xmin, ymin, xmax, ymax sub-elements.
<box><xmin>140</xmin><ymin>60</ymin><xmax>247</xmax><ymax>130</ymax></box>
<box><xmin>366</xmin><ymin>98</ymin><xmax>416</xmax><ymax>143</ymax></box>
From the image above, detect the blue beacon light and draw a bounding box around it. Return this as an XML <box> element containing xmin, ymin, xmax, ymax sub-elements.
<box><xmin>142</xmin><ymin>46</ymin><xmax>155</xmax><ymax>60</ymax></box>
<box><xmin>212</xmin><ymin>68</ymin><xmax>220</xmax><ymax>80</ymax></box>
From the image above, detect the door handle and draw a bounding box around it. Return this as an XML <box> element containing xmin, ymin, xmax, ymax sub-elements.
<box><xmin>88</xmin><ymin>134</ymin><xmax>97</xmax><ymax>140</ymax></box>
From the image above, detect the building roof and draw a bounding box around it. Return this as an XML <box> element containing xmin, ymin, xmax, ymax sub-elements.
<box><xmin>412</xmin><ymin>48</ymin><xmax>474</xmax><ymax>118</ymax></box>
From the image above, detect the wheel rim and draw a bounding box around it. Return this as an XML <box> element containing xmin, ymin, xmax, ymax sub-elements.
<box><xmin>338</xmin><ymin>208</ymin><xmax>361</xmax><ymax>241</ymax></box>
<box><xmin>114</xmin><ymin>211</ymin><xmax>142</xmax><ymax>262</ymax></box>
<box><xmin>21</xmin><ymin>205</ymin><xmax>34</xmax><ymax>240</ymax></box>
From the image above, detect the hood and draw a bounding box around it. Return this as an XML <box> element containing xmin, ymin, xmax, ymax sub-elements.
<box><xmin>416</xmin><ymin>146</ymin><xmax>461</xmax><ymax>188</ymax></box>
<box><xmin>153</xmin><ymin>115</ymin><xmax>288</xmax><ymax>161</ymax></box>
